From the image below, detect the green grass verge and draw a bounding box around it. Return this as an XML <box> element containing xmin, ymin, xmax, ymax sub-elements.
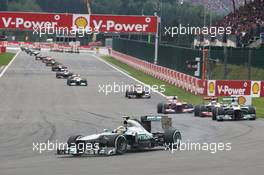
<box><xmin>212</xmin><ymin>63</ymin><xmax>264</xmax><ymax>80</ymax></box>
<box><xmin>0</xmin><ymin>53</ymin><xmax>15</xmax><ymax>66</ymax></box>
<box><xmin>253</xmin><ymin>98</ymin><xmax>264</xmax><ymax>118</ymax></box>
<box><xmin>101</xmin><ymin>55</ymin><xmax>264</xmax><ymax>118</ymax></box>
<box><xmin>101</xmin><ymin>55</ymin><xmax>203</xmax><ymax>104</ymax></box>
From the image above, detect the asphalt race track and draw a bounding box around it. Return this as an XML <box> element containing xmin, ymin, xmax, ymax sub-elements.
<box><xmin>0</xmin><ymin>51</ymin><xmax>264</xmax><ymax>175</ymax></box>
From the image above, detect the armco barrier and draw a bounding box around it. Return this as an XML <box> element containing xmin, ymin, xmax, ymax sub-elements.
<box><xmin>112</xmin><ymin>50</ymin><xmax>207</xmax><ymax>95</ymax></box>
<box><xmin>112</xmin><ymin>50</ymin><xmax>264</xmax><ymax>97</ymax></box>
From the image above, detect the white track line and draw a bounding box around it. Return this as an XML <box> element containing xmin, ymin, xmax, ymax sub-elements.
<box><xmin>0</xmin><ymin>51</ymin><xmax>20</xmax><ymax>78</ymax></box>
<box><xmin>92</xmin><ymin>54</ymin><xmax>166</xmax><ymax>98</ymax></box>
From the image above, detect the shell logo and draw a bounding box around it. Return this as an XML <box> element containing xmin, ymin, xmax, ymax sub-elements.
<box><xmin>74</xmin><ymin>16</ymin><xmax>88</xmax><ymax>29</ymax></box>
<box><xmin>209</xmin><ymin>82</ymin><xmax>215</xmax><ymax>94</ymax></box>
<box><xmin>252</xmin><ymin>82</ymin><xmax>260</xmax><ymax>94</ymax></box>
<box><xmin>238</xmin><ymin>96</ymin><xmax>246</xmax><ymax>105</ymax></box>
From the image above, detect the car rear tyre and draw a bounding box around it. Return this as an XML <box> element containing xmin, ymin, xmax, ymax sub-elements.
<box><xmin>194</xmin><ymin>105</ymin><xmax>200</xmax><ymax>117</ymax></box>
<box><xmin>164</xmin><ymin>128</ymin><xmax>181</xmax><ymax>149</ymax></box>
<box><xmin>248</xmin><ymin>106</ymin><xmax>256</xmax><ymax>120</ymax></box>
<box><xmin>157</xmin><ymin>103</ymin><xmax>164</xmax><ymax>113</ymax></box>
<box><xmin>212</xmin><ymin>107</ymin><xmax>217</xmax><ymax>120</ymax></box>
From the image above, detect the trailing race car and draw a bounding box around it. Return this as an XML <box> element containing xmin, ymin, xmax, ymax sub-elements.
<box><xmin>67</xmin><ymin>76</ymin><xmax>87</xmax><ymax>86</ymax></box>
<box><xmin>194</xmin><ymin>97</ymin><xmax>222</xmax><ymax>117</ymax></box>
<box><xmin>51</xmin><ymin>64</ymin><xmax>68</xmax><ymax>72</ymax></box>
<box><xmin>213</xmin><ymin>97</ymin><xmax>256</xmax><ymax>121</ymax></box>
<box><xmin>56</xmin><ymin>71</ymin><xmax>74</xmax><ymax>79</ymax></box>
<box><xmin>42</xmin><ymin>57</ymin><xmax>53</xmax><ymax>63</ymax></box>
<box><xmin>157</xmin><ymin>96</ymin><xmax>194</xmax><ymax>114</ymax></box>
<box><xmin>30</xmin><ymin>50</ymin><xmax>40</xmax><ymax>56</ymax></box>
<box><xmin>46</xmin><ymin>59</ymin><xmax>58</xmax><ymax>66</ymax></box>
<box><xmin>35</xmin><ymin>55</ymin><xmax>47</xmax><ymax>61</ymax></box>
<box><xmin>125</xmin><ymin>84</ymin><xmax>151</xmax><ymax>99</ymax></box>
<box><xmin>20</xmin><ymin>46</ymin><xmax>27</xmax><ymax>51</ymax></box>
<box><xmin>57</xmin><ymin>115</ymin><xmax>181</xmax><ymax>156</ymax></box>
<box><xmin>25</xmin><ymin>48</ymin><xmax>33</xmax><ymax>54</ymax></box>
<box><xmin>24</xmin><ymin>48</ymin><xmax>39</xmax><ymax>56</ymax></box>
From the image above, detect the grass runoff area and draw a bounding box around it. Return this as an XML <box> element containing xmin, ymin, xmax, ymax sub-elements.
<box><xmin>0</xmin><ymin>53</ymin><xmax>15</xmax><ymax>66</ymax></box>
<box><xmin>212</xmin><ymin>63</ymin><xmax>264</xmax><ymax>80</ymax></box>
<box><xmin>101</xmin><ymin>55</ymin><xmax>264</xmax><ymax>118</ymax></box>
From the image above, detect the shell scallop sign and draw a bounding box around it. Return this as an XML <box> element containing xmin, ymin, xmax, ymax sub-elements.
<box><xmin>207</xmin><ymin>80</ymin><xmax>216</xmax><ymax>96</ymax></box>
<box><xmin>72</xmin><ymin>15</ymin><xmax>90</xmax><ymax>30</ymax></box>
<box><xmin>251</xmin><ymin>81</ymin><xmax>261</xmax><ymax>97</ymax></box>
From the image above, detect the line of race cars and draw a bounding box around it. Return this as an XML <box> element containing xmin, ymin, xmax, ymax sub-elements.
<box><xmin>20</xmin><ymin>46</ymin><xmax>256</xmax><ymax>157</ymax></box>
<box><xmin>122</xmin><ymin>79</ymin><xmax>257</xmax><ymax>121</ymax></box>
<box><xmin>194</xmin><ymin>97</ymin><xmax>256</xmax><ymax>121</ymax></box>
<box><xmin>123</xmin><ymin>83</ymin><xmax>256</xmax><ymax>121</ymax></box>
<box><xmin>20</xmin><ymin>47</ymin><xmax>183</xmax><ymax>156</ymax></box>
<box><xmin>21</xmin><ymin>47</ymin><xmax>88</xmax><ymax>86</ymax></box>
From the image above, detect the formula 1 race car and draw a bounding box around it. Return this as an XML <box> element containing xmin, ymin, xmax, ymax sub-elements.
<box><xmin>24</xmin><ymin>48</ymin><xmax>39</xmax><ymax>56</ymax></box>
<box><xmin>35</xmin><ymin>55</ymin><xmax>47</xmax><ymax>61</ymax></box>
<box><xmin>57</xmin><ymin>115</ymin><xmax>181</xmax><ymax>156</ymax></box>
<box><xmin>213</xmin><ymin>97</ymin><xmax>256</xmax><ymax>121</ymax></box>
<box><xmin>194</xmin><ymin>97</ymin><xmax>222</xmax><ymax>117</ymax></box>
<box><xmin>46</xmin><ymin>59</ymin><xmax>59</xmax><ymax>66</ymax></box>
<box><xmin>157</xmin><ymin>96</ymin><xmax>194</xmax><ymax>114</ymax></box>
<box><xmin>20</xmin><ymin>46</ymin><xmax>27</xmax><ymax>51</ymax></box>
<box><xmin>30</xmin><ymin>50</ymin><xmax>40</xmax><ymax>56</ymax></box>
<box><xmin>67</xmin><ymin>76</ymin><xmax>87</xmax><ymax>86</ymax></box>
<box><xmin>56</xmin><ymin>71</ymin><xmax>73</xmax><ymax>79</ymax></box>
<box><xmin>42</xmin><ymin>57</ymin><xmax>53</xmax><ymax>63</ymax></box>
<box><xmin>125</xmin><ymin>84</ymin><xmax>151</xmax><ymax>99</ymax></box>
<box><xmin>51</xmin><ymin>64</ymin><xmax>68</xmax><ymax>72</ymax></box>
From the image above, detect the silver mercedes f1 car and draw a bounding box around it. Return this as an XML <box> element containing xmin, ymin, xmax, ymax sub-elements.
<box><xmin>57</xmin><ymin>115</ymin><xmax>181</xmax><ymax>156</ymax></box>
<box><xmin>213</xmin><ymin>97</ymin><xmax>256</xmax><ymax>121</ymax></box>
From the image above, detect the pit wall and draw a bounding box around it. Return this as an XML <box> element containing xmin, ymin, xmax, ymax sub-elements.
<box><xmin>111</xmin><ymin>50</ymin><xmax>264</xmax><ymax>97</ymax></box>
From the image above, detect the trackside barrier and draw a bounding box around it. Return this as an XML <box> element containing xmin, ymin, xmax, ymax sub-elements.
<box><xmin>112</xmin><ymin>50</ymin><xmax>264</xmax><ymax>97</ymax></box>
<box><xmin>112</xmin><ymin>50</ymin><xmax>207</xmax><ymax>95</ymax></box>
<box><xmin>0</xmin><ymin>42</ymin><xmax>6</xmax><ymax>53</ymax></box>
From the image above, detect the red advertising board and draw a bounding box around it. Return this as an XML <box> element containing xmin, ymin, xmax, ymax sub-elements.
<box><xmin>90</xmin><ymin>15</ymin><xmax>157</xmax><ymax>33</ymax></box>
<box><xmin>261</xmin><ymin>81</ymin><xmax>264</xmax><ymax>97</ymax></box>
<box><xmin>0</xmin><ymin>12</ymin><xmax>72</xmax><ymax>30</ymax></box>
<box><xmin>215</xmin><ymin>80</ymin><xmax>251</xmax><ymax>96</ymax></box>
<box><xmin>0</xmin><ymin>12</ymin><xmax>158</xmax><ymax>33</ymax></box>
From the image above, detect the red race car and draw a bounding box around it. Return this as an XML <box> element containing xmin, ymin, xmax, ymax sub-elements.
<box><xmin>157</xmin><ymin>96</ymin><xmax>194</xmax><ymax>114</ymax></box>
<box><xmin>194</xmin><ymin>97</ymin><xmax>222</xmax><ymax>117</ymax></box>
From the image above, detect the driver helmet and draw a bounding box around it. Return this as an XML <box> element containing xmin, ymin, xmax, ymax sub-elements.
<box><xmin>115</xmin><ymin>126</ymin><xmax>126</xmax><ymax>134</ymax></box>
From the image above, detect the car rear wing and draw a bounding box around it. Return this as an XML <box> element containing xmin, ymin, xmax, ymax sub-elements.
<box><xmin>222</xmin><ymin>97</ymin><xmax>238</xmax><ymax>103</ymax></box>
<box><xmin>166</xmin><ymin>96</ymin><xmax>178</xmax><ymax>100</ymax></box>
<box><xmin>140</xmin><ymin>115</ymin><xmax>172</xmax><ymax>133</ymax></box>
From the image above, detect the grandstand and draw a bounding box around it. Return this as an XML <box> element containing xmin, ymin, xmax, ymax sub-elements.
<box><xmin>194</xmin><ymin>0</ymin><xmax>264</xmax><ymax>48</ymax></box>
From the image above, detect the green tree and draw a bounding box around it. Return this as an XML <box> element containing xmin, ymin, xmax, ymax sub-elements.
<box><xmin>8</xmin><ymin>0</ymin><xmax>41</xmax><ymax>12</ymax></box>
<box><xmin>0</xmin><ymin>0</ymin><xmax>8</xmax><ymax>11</ymax></box>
